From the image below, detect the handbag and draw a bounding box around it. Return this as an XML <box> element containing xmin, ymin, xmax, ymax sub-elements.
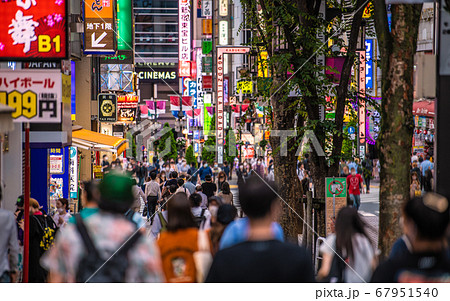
<box><xmin>193</xmin><ymin>230</ymin><xmax>213</xmax><ymax>283</ymax></box>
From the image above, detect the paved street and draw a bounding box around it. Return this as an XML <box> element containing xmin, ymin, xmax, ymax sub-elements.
<box><xmin>360</xmin><ymin>181</ymin><xmax>380</xmax><ymax>248</ymax></box>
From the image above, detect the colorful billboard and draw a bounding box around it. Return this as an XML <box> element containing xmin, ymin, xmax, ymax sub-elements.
<box><xmin>117</xmin><ymin>0</ymin><xmax>132</xmax><ymax>51</ymax></box>
<box><xmin>0</xmin><ymin>0</ymin><xmax>67</xmax><ymax>60</ymax></box>
<box><xmin>179</xmin><ymin>0</ymin><xmax>191</xmax><ymax>76</ymax></box>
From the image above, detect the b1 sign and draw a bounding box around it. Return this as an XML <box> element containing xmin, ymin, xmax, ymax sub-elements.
<box><xmin>0</xmin><ymin>0</ymin><xmax>67</xmax><ymax>60</ymax></box>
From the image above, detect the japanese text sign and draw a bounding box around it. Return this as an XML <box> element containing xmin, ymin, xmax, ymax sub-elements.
<box><xmin>201</xmin><ymin>0</ymin><xmax>212</xmax><ymax>17</ymax></box>
<box><xmin>358</xmin><ymin>51</ymin><xmax>366</xmax><ymax>144</ymax></box>
<box><xmin>84</xmin><ymin>0</ymin><xmax>116</xmax><ymax>54</ymax></box>
<box><xmin>0</xmin><ymin>0</ymin><xmax>67</xmax><ymax>60</ymax></box>
<box><xmin>69</xmin><ymin>146</ymin><xmax>78</xmax><ymax>199</ymax></box>
<box><xmin>0</xmin><ymin>70</ymin><xmax>62</xmax><ymax>123</ymax></box>
<box><xmin>365</xmin><ymin>39</ymin><xmax>373</xmax><ymax>90</ymax></box>
<box><xmin>98</xmin><ymin>93</ymin><xmax>117</xmax><ymax>122</ymax></box>
<box><xmin>179</xmin><ymin>0</ymin><xmax>191</xmax><ymax>75</ymax></box>
<box><xmin>49</xmin><ymin>148</ymin><xmax>64</xmax><ymax>174</ymax></box>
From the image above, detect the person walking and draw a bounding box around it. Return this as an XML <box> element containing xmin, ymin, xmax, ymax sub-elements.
<box><xmin>217</xmin><ymin>182</ymin><xmax>233</xmax><ymax>205</ymax></box>
<box><xmin>201</xmin><ymin>175</ymin><xmax>217</xmax><ymax>199</ymax></box>
<box><xmin>0</xmin><ymin>194</ymin><xmax>19</xmax><ymax>283</ymax></box>
<box><xmin>206</xmin><ymin>177</ymin><xmax>315</xmax><ymax>282</ymax></box>
<box><xmin>53</xmin><ymin>198</ymin><xmax>72</xmax><ymax>229</ymax></box>
<box><xmin>41</xmin><ymin>173</ymin><xmax>165</xmax><ymax>283</ymax></box>
<box><xmin>145</xmin><ymin>171</ymin><xmax>161</xmax><ymax>224</ymax></box>
<box><xmin>236</xmin><ymin>163</ymin><xmax>247</xmax><ymax>186</ymax></box>
<box><xmin>195</xmin><ymin>185</ymin><xmax>208</xmax><ymax>209</ymax></box>
<box><xmin>372</xmin><ymin>193</ymin><xmax>450</xmax><ymax>282</ymax></box>
<box><xmin>223</xmin><ymin>161</ymin><xmax>231</xmax><ymax>180</ymax></box>
<box><xmin>187</xmin><ymin>162</ymin><xmax>198</xmax><ymax>184</ymax></box>
<box><xmin>361</xmin><ymin>154</ymin><xmax>373</xmax><ymax>194</ymax></box>
<box><xmin>346</xmin><ymin>167</ymin><xmax>364</xmax><ymax>210</ymax></box>
<box><xmin>216</xmin><ymin>171</ymin><xmax>227</xmax><ymax>192</ymax></box>
<box><xmin>157</xmin><ymin>193</ymin><xmax>204</xmax><ymax>283</ymax></box>
<box><xmin>208</xmin><ymin>204</ymin><xmax>237</xmax><ymax>256</ymax></box>
<box><xmin>317</xmin><ymin>207</ymin><xmax>376</xmax><ymax>283</ymax></box>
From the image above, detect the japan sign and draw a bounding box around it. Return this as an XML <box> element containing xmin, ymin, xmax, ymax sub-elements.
<box><xmin>69</xmin><ymin>146</ymin><xmax>78</xmax><ymax>199</ymax></box>
<box><xmin>0</xmin><ymin>0</ymin><xmax>67</xmax><ymax>60</ymax></box>
<box><xmin>84</xmin><ymin>0</ymin><xmax>116</xmax><ymax>54</ymax></box>
<box><xmin>98</xmin><ymin>93</ymin><xmax>117</xmax><ymax>122</ymax></box>
<box><xmin>49</xmin><ymin>148</ymin><xmax>64</xmax><ymax>174</ymax></box>
<box><xmin>0</xmin><ymin>70</ymin><xmax>62</xmax><ymax>123</ymax></box>
<box><xmin>179</xmin><ymin>0</ymin><xmax>191</xmax><ymax>76</ymax></box>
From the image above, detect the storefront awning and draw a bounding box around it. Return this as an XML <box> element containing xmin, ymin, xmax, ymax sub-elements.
<box><xmin>72</xmin><ymin>129</ymin><xmax>128</xmax><ymax>155</ymax></box>
<box><xmin>413</xmin><ymin>100</ymin><xmax>435</xmax><ymax>117</ymax></box>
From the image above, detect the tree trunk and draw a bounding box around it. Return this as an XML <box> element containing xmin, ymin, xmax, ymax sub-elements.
<box><xmin>374</xmin><ymin>3</ymin><xmax>422</xmax><ymax>258</ymax></box>
<box><xmin>269</xmin><ymin>94</ymin><xmax>304</xmax><ymax>242</ymax></box>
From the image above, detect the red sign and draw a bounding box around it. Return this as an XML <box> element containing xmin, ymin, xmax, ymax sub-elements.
<box><xmin>0</xmin><ymin>0</ymin><xmax>67</xmax><ymax>60</ymax></box>
<box><xmin>179</xmin><ymin>60</ymin><xmax>191</xmax><ymax>77</ymax></box>
<box><xmin>117</xmin><ymin>95</ymin><xmax>139</xmax><ymax>103</ymax></box>
<box><xmin>203</xmin><ymin>75</ymin><xmax>212</xmax><ymax>89</ymax></box>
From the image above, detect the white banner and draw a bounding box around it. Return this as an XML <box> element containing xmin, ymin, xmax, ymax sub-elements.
<box><xmin>0</xmin><ymin>70</ymin><xmax>62</xmax><ymax>123</ymax></box>
<box><xmin>69</xmin><ymin>147</ymin><xmax>78</xmax><ymax>199</ymax></box>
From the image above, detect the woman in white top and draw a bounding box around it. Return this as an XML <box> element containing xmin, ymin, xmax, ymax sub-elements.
<box><xmin>317</xmin><ymin>207</ymin><xmax>376</xmax><ymax>283</ymax></box>
<box><xmin>53</xmin><ymin>198</ymin><xmax>72</xmax><ymax>228</ymax></box>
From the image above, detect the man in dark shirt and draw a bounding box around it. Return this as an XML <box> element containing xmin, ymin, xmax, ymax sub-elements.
<box><xmin>201</xmin><ymin>174</ymin><xmax>217</xmax><ymax>199</ymax></box>
<box><xmin>371</xmin><ymin>193</ymin><xmax>450</xmax><ymax>283</ymax></box>
<box><xmin>206</xmin><ymin>176</ymin><xmax>315</xmax><ymax>283</ymax></box>
<box><xmin>222</xmin><ymin>161</ymin><xmax>230</xmax><ymax>180</ymax></box>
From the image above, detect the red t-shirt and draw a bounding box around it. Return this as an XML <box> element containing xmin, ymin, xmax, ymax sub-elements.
<box><xmin>347</xmin><ymin>174</ymin><xmax>363</xmax><ymax>195</ymax></box>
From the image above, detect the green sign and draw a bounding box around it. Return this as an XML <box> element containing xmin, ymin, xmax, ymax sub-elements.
<box><xmin>117</xmin><ymin>0</ymin><xmax>133</xmax><ymax>51</ymax></box>
<box><xmin>202</xmin><ymin>40</ymin><xmax>213</xmax><ymax>55</ymax></box>
<box><xmin>204</xmin><ymin>103</ymin><xmax>212</xmax><ymax>134</ymax></box>
<box><xmin>202</xmin><ymin>57</ymin><xmax>213</xmax><ymax>73</ymax></box>
<box><xmin>326</xmin><ymin>177</ymin><xmax>347</xmax><ymax>198</ymax></box>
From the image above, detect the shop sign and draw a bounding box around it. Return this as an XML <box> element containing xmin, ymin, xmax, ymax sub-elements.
<box><xmin>84</xmin><ymin>0</ymin><xmax>116</xmax><ymax>54</ymax></box>
<box><xmin>202</xmin><ymin>39</ymin><xmax>212</xmax><ymax>55</ymax></box>
<box><xmin>101</xmin><ymin>51</ymin><xmax>134</xmax><ymax>64</ymax></box>
<box><xmin>117</xmin><ymin>0</ymin><xmax>133</xmax><ymax>51</ymax></box>
<box><xmin>0</xmin><ymin>0</ymin><xmax>67</xmax><ymax>60</ymax></box>
<box><xmin>202</xmin><ymin>19</ymin><xmax>212</xmax><ymax>35</ymax></box>
<box><xmin>237</xmin><ymin>81</ymin><xmax>253</xmax><ymax>94</ymax></box>
<box><xmin>179</xmin><ymin>0</ymin><xmax>191</xmax><ymax>76</ymax></box>
<box><xmin>93</xmin><ymin>165</ymin><xmax>103</xmax><ymax>179</ymax></box>
<box><xmin>188</xmin><ymin>80</ymin><xmax>197</xmax><ymax>107</ymax></box>
<box><xmin>358</xmin><ymin>51</ymin><xmax>366</xmax><ymax>144</ymax></box>
<box><xmin>0</xmin><ymin>70</ymin><xmax>63</xmax><ymax>123</ymax></box>
<box><xmin>202</xmin><ymin>56</ymin><xmax>213</xmax><ymax>73</ymax></box>
<box><xmin>219</xmin><ymin>0</ymin><xmax>228</xmax><ymax>16</ymax></box>
<box><xmin>69</xmin><ymin>146</ymin><xmax>78</xmax><ymax>199</ymax></box>
<box><xmin>202</xmin><ymin>1</ymin><xmax>212</xmax><ymax>17</ymax></box>
<box><xmin>98</xmin><ymin>93</ymin><xmax>117</xmax><ymax>122</ymax></box>
<box><xmin>196</xmin><ymin>49</ymin><xmax>204</xmax><ymax>107</ymax></box>
<box><xmin>365</xmin><ymin>39</ymin><xmax>374</xmax><ymax>89</ymax></box>
<box><xmin>258</xmin><ymin>51</ymin><xmax>269</xmax><ymax>77</ymax></box>
<box><xmin>49</xmin><ymin>148</ymin><xmax>64</xmax><ymax>174</ymax></box>
<box><xmin>203</xmin><ymin>75</ymin><xmax>212</xmax><ymax>90</ymax></box>
<box><xmin>219</xmin><ymin>21</ymin><xmax>228</xmax><ymax>45</ymax></box>
<box><xmin>136</xmin><ymin>68</ymin><xmax>177</xmax><ymax>82</ymax></box>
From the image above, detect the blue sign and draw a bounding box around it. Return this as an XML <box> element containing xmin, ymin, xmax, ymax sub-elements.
<box><xmin>188</xmin><ymin>80</ymin><xmax>197</xmax><ymax>108</ymax></box>
<box><xmin>365</xmin><ymin>39</ymin><xmax>373</xmax><ymax>90</ymax></box>
<box><xmin>348</xmin><ymin>126</ymin><xmax>356</xmax><ymax>135</ymax></box>
<box><xmin>193</xmin><ymin>130</ymin><xmax>200</xmax><ymax>140</ymax></box>
<box><xmin>194</xmin><ymin>143</ymin><xmax>199</xmax><ymax>153</ymax></box>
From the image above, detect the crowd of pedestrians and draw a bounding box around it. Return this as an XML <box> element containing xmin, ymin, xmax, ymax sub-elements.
<box><xmin>0</xmin><ymin>153</ymin><xmax>449</xmax><ymax>283</ymax></box>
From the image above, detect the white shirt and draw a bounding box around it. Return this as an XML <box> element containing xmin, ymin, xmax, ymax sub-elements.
<box><xmin>175</xmin><ymin>186</ymin><xmax>191</xmax><ymax>197</ymax></box>
<box><xmin>53</xmin><ymin>211</ymin><xmax>71</xmax><ymax>228</ymax></box>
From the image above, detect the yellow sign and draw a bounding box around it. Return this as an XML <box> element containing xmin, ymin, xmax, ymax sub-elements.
<box><xmin>202</xmin><ymin>19</ymin><xmax>212</xmax><ymax>35</ymax></box>
<box><xmin>362</xmin><ymin>2</ymin><xmax>373</xmax><ymax>18</ymax></box>
<box><xmin>258</xmin><ymin>51</ymin><xmax>269</xmax><ymax>77</ymax></box>
<box><xmin>237</xmin><ymin>81</ymin><xmax>253</xmax><ymax>94</ymax></box>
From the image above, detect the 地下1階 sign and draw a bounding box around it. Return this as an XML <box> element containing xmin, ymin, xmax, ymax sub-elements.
<box><xmin>98</xmin><ymin>93</ymin><xmax>117</xmax><ymax>122</ymax></box>
<box><xmin>0</xmin><ymin>70</ymin><xmax>63</xmax><ymax>123</ymax></box>
<box><xmin>0</xmin><ymin>0</ymin><xmax>67</xmax><ymax>60</ymax></box>
<box><xmin>84</xmin><ymin>0</ymin><xmax>116</xmax><ymax>54</ymax></box>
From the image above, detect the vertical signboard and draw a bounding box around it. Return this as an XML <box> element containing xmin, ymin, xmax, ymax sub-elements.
<box><xmin>202</xmin><ymin>0</ymin><xmax>212</xmax><ymax>17</ymax></box>
<box><xmin>365</xmin><ymin>39</ymin><xmax>373</xmax><ymax>90</ymax></box>
<box><xmin>117</xmin><ymin>0</ymin><xmax>133</xmax><ymax>51</ymax></box>
<box><xmin>219</xmin><ymin>0</ymin><xmax>228</xmax><ymax>16</ymax></box>
<box><xmin>219</xmin><ymin>21</ymin><xmax>228</xmax><ymax>45</ymax></box>
<box><xmin>50</xmin><ymin>148</ymin><xmax>64</xmax><ymax>174</ymax></box>
<box><xmin>325</xmin><ymin>178</ymin><xmax>347</xmax><ymax>236</ymax></box>
<box><xmin>196</xmin><ymin>49</ymin><xmax>204</xmax><ymax>107</ymax></box>
<box><xmin>69</xmin><ymin>146</ymin><xmax>78</xmax><ymax>199</ymax></box>
<box><xmin>179</xmin><ymin>0</ymin><xmax>191</xmax><ymax>77</ymax></box>
<box><xmin>84</xmin><ymin>0</ymin><xmax>116</xmax><ymax>54</ymax></box>
<box><xmin>0</xmin><ymin>1</ymin><xmax>68</xmax><ymax>60</ymax></box>
<box><xmin>216</xmin><ymin>47</ymin><xmax>250</xmax><ymax>164</ymax></box>
<box><xmin>358</xmin><ymin>51</ymin><xmax>366</xmax><ymax>156</ymax></box>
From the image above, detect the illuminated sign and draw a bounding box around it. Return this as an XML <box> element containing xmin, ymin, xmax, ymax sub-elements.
<box><xmin>117</xmin><ymin>94</ymin><xmax>138</xmax><ymax>122</ymax></box>
<box><xmin>98</xmin><ymin>93</ymin><xmax>117</xmax><ymax>122</ymax></box>
<box><xmin>219</xmin><ymin>0</ymin><xmax>228</xmax><ymax>16</ymax></box>
<box><xmin>84</xmin><ymin>0</ymin><xmax>116</xmax><ymax>54</ymax></box>
<box><xmin>365</xmin><ymin>39</ymin><xmax>373</xmax><ymax>89</ymax></box>
<box><xmin>0</xmin><ymin>0</ymin><xmax>67</xmax><ymax>60</ymax></box>
<box><xmin>0</xmin><ymin>70</ymin><xmax>63</xmax><ymax>123</ymax></box>
<box><xmin>258</xmin><ymin>51</ymin><xmax>269</xmax><ymax>77</ymax></box>
<box><xmin>49</xmin><ymin>148</ymin><xmax>64</xmax><ymax>174</ymax></box>
<box><xmin>219</xmin><ymin>21</ymin><xmax>228</xmax><ymax>45</ymax></box>
<box><xmin>179</xmin><ymin>0</ymin><xmax>191</xmax><ymax>76</ymax></box>
<box><xmin>216</xmin><ymin>46</ymin><xmax>250</xmax><ymax>163</ymax></box>
<box><xmin>358</xmin><ymin>51</ymin><xmax>366</xmax><ymax>145</ymax></box>
<box><xmin>237</xmin><ymin>81</ymin><xmax>253</xmax><ymax>94</ymax></box>
<box><xmin>137</xmin><ymin>71</ymin><xmax>177</xmax><ymax>81</ymax></box>
<box><xmin>69</xmin><ymin>146</ymin><xmax>78</xmax><ymax>199</ymax></box>
<box><xmin>202</xmin><ymin>19</ymin><xmax>212</xmax><ymax>35</ymax></box>
<box><xmin>117</xmin><ymin>0</ymin><xmax>133</xmax><ymax>51</ymax></box>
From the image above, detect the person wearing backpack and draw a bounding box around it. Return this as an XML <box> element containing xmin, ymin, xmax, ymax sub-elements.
<box><xmin>157</xmin><ymin>193</ymin><xmax>211</xmax><ymax>283</ymax></box>
<box><xmin>41</xmin><ymin>173</ymin><xmax>165</xmax><ymax>283</ymax></box>
<box><xmin>190</xmin><ymin>193</ymin><xmax>211</xmax><ymax>230</ymax></box>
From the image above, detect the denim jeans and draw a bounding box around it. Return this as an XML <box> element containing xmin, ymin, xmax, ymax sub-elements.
<box><xmin>350</xmin><ymin>194</ymin><xmax>361</xmax><ymax>210</ymax></box>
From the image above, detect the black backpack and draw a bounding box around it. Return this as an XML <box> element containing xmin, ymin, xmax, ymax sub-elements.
<box><xmin>74</xmin><ymin>214</ymin><xmax>141</xmax><ymax>283</ymax></box>
<box><xmin>193</xmin><ymin>208</ymin><xmax>206</xmax><ymax>228</ymax></box>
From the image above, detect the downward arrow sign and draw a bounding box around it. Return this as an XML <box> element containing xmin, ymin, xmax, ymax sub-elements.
<box><xmin>92</xmin><ymin>32</ymin><xmax>107</xmax><ymax>47</ymax></box>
